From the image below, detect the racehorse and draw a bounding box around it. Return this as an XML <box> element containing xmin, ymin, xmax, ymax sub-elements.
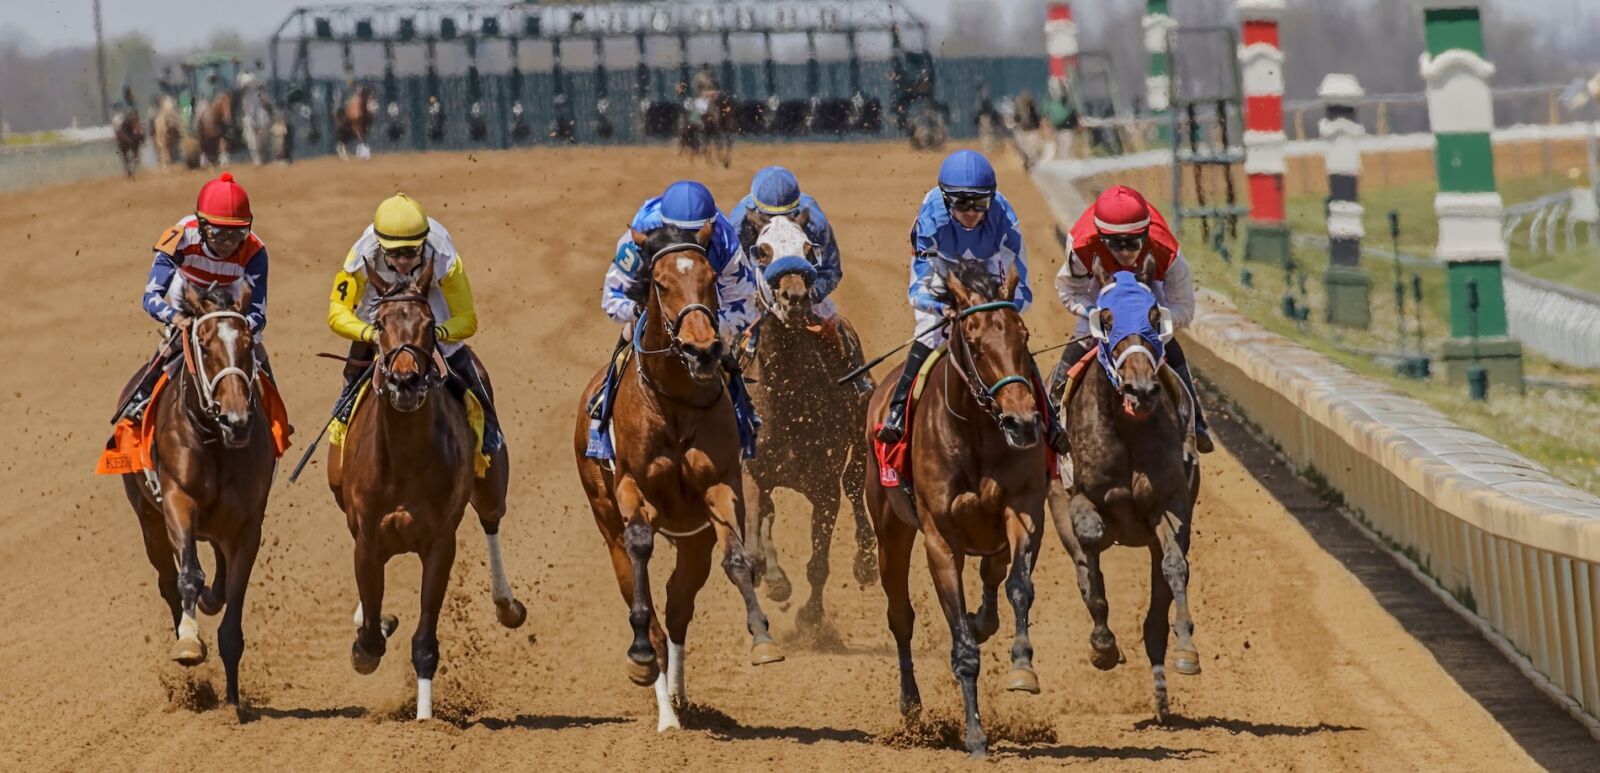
<box><xmin>1047</xmin><ymin>256</ymin><xmax>1201</xmax><ymax>723</ymax></box>
<box><xmin>151</xmin><ymin>95</ymin><xmax>183</xmax><ymax>172</ymax></box>
<box><xmin>328</xmin><ymin>259</ymin><xmax>528</xmax><ymax>720</ymax></box>
<box><xmin>742</xmin><ymin>213</ymin><xmax>877</xmax><ymax>629</ymax></box>
<box><xmin>116</xmin><ymin>283</ymin><xmax>273</xmax><ymax>705</ymax></box>
<box><xmin>678</xmin><ymin>92</ymin><xmax>736</xmax><ymax>168</ymax></box>
<box><xmin>194</xmin><ymin>91</ymin><xmax>236</xmax><ymax>168</ymax></box>
<box><xmin>113</xmin><ymin>94</ymin><xmax>145</xmax><ymax>178</ymax></box>
<box><xmin>238</xmin><ymin>84</ymin><xmax>280</xmax><ymax>165</ymax></box>
<box><xmin>334</xmin><ymin>85</ymin><xmax>376</xmax><ymax>160</ymax></box>
<box><xmin>574</xmin><ymin>224</ymin><xmax>783</xmax><ymax>732</ymax></box>
<box><xmin>864</xmin><ymin>264</ymin><xmax>1048</xmax><ymax>759</ymax></box>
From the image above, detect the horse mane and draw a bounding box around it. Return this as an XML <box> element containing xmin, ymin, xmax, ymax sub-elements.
<box><xmin>639</xmin><ymin>225</ymin><xmax>706</xmax><ymax>271</ymax></box>
<box><xmin>938</xmin><ymin>260</ymin><xmax>1005</xmax><ymax>305</ymax></box>
<box><xmin>183</xmin><ymin>283</ymin><xmax>238</xmax><ymax>312</ymax></box>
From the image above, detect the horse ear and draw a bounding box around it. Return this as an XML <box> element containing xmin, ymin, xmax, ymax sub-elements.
<box><xmin>414</xmin><ymin>257</ymin><xmax>435</xmax><ymax>291</ymax></box>
<box><xmin>694</xmin><ymin>220</ymin><xmax>715</xmax><ymax>247</ymax></box>
<box><xmin>365</xmin><ymin>257</ymin><xmax>394</xmax><ymax>297</ymax></box>
<box><xmin>756</xmin><ymin>242</ymin><xmax>774</xmax><ymax>265</ymax></box>
<box><xmin>180</xmin><ymin>281</ymin><xmax>204</xmax><ymax>314</ymax></box>
<box><xmin>1097</xmin><ymin>308</ymin><xmax>1113</xmax><ymax>337</ymax></box>
<box><xmin>1147</xmin><ymin>305</ymin><xmax>1161</xmax><ymax>330</ymax></box>
<box><xmin>236</xmin><ymin>281</ymin><xmax>253</xmax><ymax>313</ymax></box>
<box><xmin>1002</xmin><ymin>264</ymin><xmax>1021</xmax><ymax>302</ymax></box>
<box><xmin>1090</xmin><ymin>255</ymin><xmax>1112</xmax><ymax>289</ymax></box>
<box><xmin>1138</xmin><ymin>253</ymin><xmax>1157</xmax><ymax>286</ymax></box>
<box><xmin>944</xmin><ymin>266</ymin><xmax>972</xmax><ymax>310</ymax></box>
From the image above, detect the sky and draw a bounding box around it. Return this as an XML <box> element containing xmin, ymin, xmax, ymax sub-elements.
<box><xmin>0</xmin><ymin>0</ymin><xmax>1584</xmax><ymax>53</ymax></box>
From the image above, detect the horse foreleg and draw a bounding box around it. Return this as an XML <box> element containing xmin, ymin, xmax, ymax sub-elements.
<box><xmin>845</xmin><ymin>445</ymin><xmax>879</xmax><ymax>585</ymax></box>
<box><xmin>130</xmin><ymin>485</ymin><xmax>182</xmax><ymax>633</ymax></box>
<box><xmin>1157</xmin><ymin>507</ymin><xmax>1200</xmax><ymax>677</ymax></box>
<box><xmin>217</xmin><ymin>526</ymin><xmax>260</xmax><ymax>705</ymax></box>
<box><xmin>797</xmin><ymin>487</ymin><xmax>841</xmax><ymax>630</ymax></box>
<box><xmin>164</xmin><ymin>491</ymin><xmax>208</xmax><ymax>666</ymax></box>
<box><xmin>1144</xmin><ymin>543</ymin><xmax>1177</xmax><ymax>723</ymax></box>
<box><xmin>1003</xmin><ymin>505</ymin><xmax>1044</xmax><ymax>694</ymax></box>
<box><xmin>752</xmin><ymin>478</ymin><xmax>791</xmax><ymax>602</ymax></box>
<box><xmin>1057</xmin><ymin>489</ymin><xmax>1119</xmax><ymax>670</ymax></box>
<box><xmin>706</xmin><ymin>482</ymin><xmax>783</xmax><ymax>666</ymax></box>
<box><xmin>658</xmin><ymin>528</ymin><xmax>716</xmax><ymax>730</ymax></box>
<box><xmin>617</xmin><ymin>476</ymin><xmax>664</xmax><ymax>686</ymax></box>
<box><xmin>924</xmin><ymin>532</ymin><xmax>988</xmax><ymax>760</ymax></box>
<box><xmin>351</xmin><ymin>537</ymin><xmax>396</xmax><ymax>675</ymax></box>
<box><xmin>411</xmin><ymin>536</ymin><xmax>455</xmax><ymax>721</ymax></box>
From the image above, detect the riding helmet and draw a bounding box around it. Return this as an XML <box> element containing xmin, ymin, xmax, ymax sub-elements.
<box><xmin>751</xmin><ymin>166</ymin><xmax>802</xmax><ymax>214</ymax></box>
<box><xmin>1092</xmin><ymin>185</ymin><xmax>1152</xmax><ymax>235</ymax></box>
<box><xmin>195</xmin><ymin>172</ymin><xmax>252</xmax><ymax>227</ymax></box>
<box><xmin>659</xmin><ymin>180</ymin><xmax>718</xmax><ymax>229</ymax></box>
<box><xmin>373</xmin><ymin>193</ymin><xmax>430</xmax><ymax>250</ymax></box>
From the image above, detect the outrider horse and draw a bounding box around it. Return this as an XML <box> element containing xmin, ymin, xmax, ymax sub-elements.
<box><xmin>329</xmin><ymin>258</ymin><xmax>527</xmax><ymax>721</ymax></box>
<box><xmin>742</xmin><ymin>213</ymin><xmax>877</xmax><ymax>628</ymax></box>
<box><xmin>116</xmin><ymin>283</ymin><xmax>273</xmax><ymax>705</ymax></box>
<box><xmin>574</xmin><ymin>224</ymin><xmax>783</xmax><ymax>732</ymax></box>
<box><xmin>1048</xmin><ymin>256</ymin><xmax>1201</xmax><ymax>723</ymax></box>
<box><xmin>865</xmin><ymin>264</ymin><xmax>1048</xmax><ymax>759</ymax></box>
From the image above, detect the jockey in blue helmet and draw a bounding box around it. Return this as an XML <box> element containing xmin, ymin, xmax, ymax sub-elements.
<box><xmin>588</xmin><ymin>180</ymin><xmax>762</xmax><ymax>459</ymax></box>
<box><xmin>727</xmin><ymin>166</ymin><xmax>870</xmax><ymax>394</ymax></box>
<box><xmin>876</xmin><ymin>150</ymin><xmax>1063</xmax><ymax>451</ymax></box>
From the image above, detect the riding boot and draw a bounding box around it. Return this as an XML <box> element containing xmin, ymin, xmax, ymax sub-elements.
<box><xmin>589</xmin><ymin>334</ymin><xmax>631</xmax><ymax>422</ymax></box>
<box><xmin>446</xmin><ymin>347</ymin><xmax>503</xmax><ymax>454</ymax></box>
<box><xmin>1165</xmin><ymin>339</ymin><xmax>1213</xmax><ymax>454</ymax></box>
<box><xmin>1032</xmin><ymin>361</ymin><xmax>1069</xmax><ymax>456</ymax></box>
<box><xmin>723</xmin><ymin>351</ymin><xmax>762</xmax><ymax>460</ymax></box>
<box><xmin>334</xmin><ymin>342</ymin><xmax>376</xmax><ymax>424</ymax></box>
<box><xmin>115</xmin><ymin>332</ymin><xmax>184</xmax><ymax>424</ymax></box>
<box><xmin>876</xmin><ymin>341</ymin><xmax>933</xmax><ymax>444</ymax></box>
<box><xmin>1045</xmin><ymin>338</ymin><xmax>1097</xmax><ymax>456</ymax></box>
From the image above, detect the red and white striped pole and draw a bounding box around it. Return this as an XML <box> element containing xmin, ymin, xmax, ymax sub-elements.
<box><xmin>1239</xmin><ymin>0</ymin><xmax>1289</xmax><ymax>264</ymax></box>
<box><xmin>1045</xmin><ymin>3</ymin><xmax>1078</xmax><ymax>93</ymax></box>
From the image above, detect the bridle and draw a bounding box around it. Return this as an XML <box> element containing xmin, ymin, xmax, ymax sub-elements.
<box><xmin>372</xmin><ymin>290</ymin><xmax>440</xmax><ymax>392</ymax></box>
<box><xmin>946</xmin><ymin>300</ymin><xmax>1033</xmax><ymax>427</ymax></box>
<box><xmin>632</xmin><ymin>242</ymin><xmax>718</xmax><ymax>363</ymax></box>
<box><xmin>181</xmin><ymin>309</ymin><xmax>258</xmax><ymax>422</ymax></box>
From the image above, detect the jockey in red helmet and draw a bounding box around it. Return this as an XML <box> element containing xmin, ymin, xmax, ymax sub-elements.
<box><xmin>1051</xmin><ymin>185</ymin><xmax>1212</xmax><ymax>453</ymax></box>
<box><xmin>116</xmin><ymin>172</ymin><xmax>274</xmax><ymax>422</ymax></box>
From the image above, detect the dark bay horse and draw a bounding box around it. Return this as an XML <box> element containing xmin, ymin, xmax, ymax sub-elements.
<box><xmin>743</xmin><ymin>213</ymin><xmax>876</xmax><ymax>629</ymax></box>
<box><xmin>679</xmin><ymin>92</ymin><xmax>736</xmax><ymax>168</ymax></box>
<box><xmin>113</xmin><ymin>89</ymin><xmax>144</xmax><ymax>178</ymax></box>
<box><xmin>864</xmin><ymin>265</ymin><xmax>1047</xmax><ymax>759</ymax></box>
<box><xmin>334</xmin><ymin>85</ymin><xmax>376</xmax><ymax>160</ymax></box>
<box><xmin>329</xmin><ymin>259</ymin><xmax>527</xmax><ymax>721</ymax></box>
<box><xmin>1048</xmin><ymin>256</ymin><xmax>1201</xmax><ymax>723</ymax></box>
<box><xmin>195</xmin><ymin>92</ymin><xmax>236</xmax><ymax>168</ymax></box>
<box><xmin>118</xmin><ymin>283</ymin><xmax>272</xmax><ymax>705</ymax></box>
<box><xmin>574</xmin><ymin>225</ymin><xmax>782</xmax><ymax>732</ymax></box>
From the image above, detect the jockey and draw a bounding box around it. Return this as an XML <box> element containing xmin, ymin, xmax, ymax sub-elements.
<box><xmin>690</xmin><ymin>64</ymin><xmax>721</xmax><ymax>121</ymax></box>
<box><xmin>326</xmin><ymin>193</ymin><xmax>503</xmax><ymax>453</ymax></box>
<box><xmin>588</xmin><ymin>180</ymin><xmax>761</xmax><ymax>459</ymax></box>
<box><xmin>876</xmin><ymin>150</ymin><xmax>1063</xmax><ymax>450</ymax></box>
<box><xmin>726</xmin><ymin>166</ymin><xmax>870</xmax><ymax>393</ymax></box>
<box><xmin>1053</xmin><ymin>184</ymin><xmax>1212</xmax><ymax>453</ymax></box>
<box><xmin>118</xmin><ymin>171</ymin><xmax>272</xmax><ymax>422</ymax></box>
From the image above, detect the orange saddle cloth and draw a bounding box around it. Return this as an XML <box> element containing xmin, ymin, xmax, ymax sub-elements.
<box><xmin>96</xmin><ymin>373</ymin><xmax>292</xmax><ymax>476</ymax></box>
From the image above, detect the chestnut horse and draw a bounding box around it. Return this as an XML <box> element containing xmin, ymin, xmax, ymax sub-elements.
<box><xmin>334</xmin><ymin>85</ymin><xmax>376</xmax><ymax>160</ymax></box>
<box><xmin>865</xmin><ymin>264</ymin><xmax>1047</xmax><ymax>760</ymax></box>
<box><xmin>742</xmin><ymin>213</ymin><xmax>877</xmax><ymax>628</ymax></box>
<box><xmin>679</xmin><ymin>92</ymin><xmax>736</xmax><ymax>168</ymax></box>
<box><xmin>195</xmin><ymin>91</ymin><xmax>236</xmax><ymax>168</ymax></box>
<box><xmin>1047</xmin><ymin>256</ymin><xmax>1201</xmax><ymax>723</ymax></box>
<box><xmin>328</xmin><ymin>259</ymin><xmax>527</xmax><ymax>721</ymax></box>
<box><xmin>118</xmin><ymin>283</ymin><xmax>272</xmax><ymax>705</ymax></box>
<box><xmin>574</xmin><ymin>224</ymin><xmax>783</xmax><ymax>733</ymax></box>
<box><xmin>151</xmin><ymin>95</ymin><xmax>183</xmax><ymax>172</ymax></box>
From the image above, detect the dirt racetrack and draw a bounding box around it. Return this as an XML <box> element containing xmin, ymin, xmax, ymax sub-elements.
<box><xmin>0</xmin><ymin>142</ymin><xmax>1586</xmax><ymax>771</ymax></box>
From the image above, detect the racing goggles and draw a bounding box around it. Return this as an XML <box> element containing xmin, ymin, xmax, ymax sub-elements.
<box><xmin>381</xmin><ymin>243</ymin><xmax>424</xmax><ymax>261</ymax></box>
<box><xmin>943</xmin><ymin>191</ymin><xmax>993</xmax><ymax>214</ymax></box>
<box><xmin>1102</xmin><ymin>233</ymin><xmax>1147</xmax><ymax>253</ymax></box>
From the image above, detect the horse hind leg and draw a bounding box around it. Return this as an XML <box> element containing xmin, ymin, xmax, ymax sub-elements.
<box><xmin>874</xmin><ymin>503</ymin><xmax>921</xmax><ymax>717</ymax></box>
<box><xmin>752</xmin><ymin>481</ymin><xmax>792</xmax><ymax>603</ymax></box>
<box><xmin>1144</xmin><ymin>544</ymin><xmax>1177</xmax><ymax>723</ymax></box>
<box><xmin>706</xmin><ymin>483</ymin><xmax>784</xmax><ymax>666</ymax></box>
<box><xmin>796</xmin><ymin>487</ymin><xmax>841</xmax><ymax>630</ymax></box>
<box><xmin>198</xmin><ymin>542</ymin><xmax>227</xmax><ymax>615</ymax></box>
<box><xmin>129</xmin><ymin>484</ymin><xmax>182</xmax><ymax>633</ymax></box>
<box><xmin>969</xmin><ymin>552</ymin><xmax>1005</xmax><ymax>646</ymax></box>
<box><xmin>845</xmin><ymin>445</ymin><xmax>879</xmax><ymax>585</ymax></box>
<box><xmin>473</xmin><ymin>470</ymin><xmax>527</xmax><ymax>629</ymax></box>
<box><xmin>1052</xmin><ymin>487</ymin><xmax>1120</xmax><ymax>670</ymax></box>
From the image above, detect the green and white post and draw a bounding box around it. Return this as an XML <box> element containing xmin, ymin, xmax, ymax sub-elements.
<box><xmin>1144</xmin><ymin>0</ymin><xmax>1174</xmax><ymax>145</ymax></box>
<box><xmin>1421</xmin><ymin>0</ymin><xmax>1523</xmax><ymax>391</ymax></box>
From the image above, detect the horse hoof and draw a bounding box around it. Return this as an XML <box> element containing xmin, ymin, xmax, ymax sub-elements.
<box><xmin>626</xmin><ymin>656</ymin><xmax>660</xmax><ymax>687</ymax></box>
<box><xmin>1005</xmin><ymin>668</ymin><xmax>1041</xmax><ymax>694</ymax></box>
<box><xmin>170</xmin><ymin>636</ymin><xmax>207</xmax><ymax>666</ymax></box>
<box><xmin>380</xmin><ymin>614</ymin><xmax>399</xmax><ymax>639</ymax></box>
<box><xmin>853</xmin><ymin>554</ymin><xmax>879</xmax><ymax>586</ymax></box>
<box><xmin>1090</xmin><ymin>646</ymin><xmax>1120</xmax><ymax>671</ymax></box>
<box><xmin>351</xmin><ymin>641</ymin><xmax>382</xmax><ymax>675</ymax></box>
<box><xmin>750</xmin><ymin>640</ymin><xmax>786</xmax><ymax>666</ymax></box>
<box><xmin>1172</xmin><ymin>649</ymin><xmax>1202</xmax><ymax>676</ymax></box>
<box><xmin>198</xmin><ymin>591</ymin><xmax>224</xmax><ymax>616</ymax></box>
<box><xmin>496</xmin><ymin>599</ymin><xmax>527</xmax><ymax>629</ymax></box>
<box><xmin>764</xmin><ymin>575</ymin><xmax>793</xmax><ymax>603</ymax></box>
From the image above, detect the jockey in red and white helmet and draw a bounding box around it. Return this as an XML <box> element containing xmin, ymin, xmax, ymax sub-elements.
<box><xmin>1051</xmin><ymin>185</ymin><xmax>1212</xmax><ymax>453</ymax></box>
<box><xmin>117</xmin><ymin>172</ymin><xmax>275</xmax><ymax>422</ymax></box>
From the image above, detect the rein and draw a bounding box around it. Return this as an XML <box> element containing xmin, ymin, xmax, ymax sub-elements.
<box><xmin>372</xmin><ymin>291</ymin><xmax>441</xmax><ymax>391</ymax></box>
<box><xmin>183</xmin><ymin>310</ymin><xmax>257</xmax><ymax>421</ymax></box>
<box><xmin>946</xmin><ymin>300</ymin><xmax>1031</xmax><ymax>427</ymax></box>
<box><xmin>630</xmin><ymin>243</ymin><xmax>724</xmax><ymax>406</ymax></box>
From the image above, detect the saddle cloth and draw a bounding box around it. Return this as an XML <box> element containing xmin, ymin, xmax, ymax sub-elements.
<box><xmin>330</xmin><ymin>379</ymin><xmax>491</xmax><ymax>478</ymax></box>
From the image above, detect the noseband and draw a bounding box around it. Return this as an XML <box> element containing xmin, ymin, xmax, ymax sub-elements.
<box><xmin>948</xmin><ymin>300</ymin><xmax>1033</xmax><ymax>426</ymax></box>
<box><xmin>373</xmin><ymin>291</ymin><xmax>440</xmax><ymax>391</ymax></box>
<box><xmin>183</xmin><ymin>309</ymin><xmax>257</xmax><ymax>421</ymax></box>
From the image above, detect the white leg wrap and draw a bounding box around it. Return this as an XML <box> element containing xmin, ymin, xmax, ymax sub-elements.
<box><xmin>416</xmin><ymin>678</ymin><xmax>433</xmax><ymax>720</ymax></box>
<box><xmin>667</xmin><ymin>640</ymin><xmax>686</xmax><ymax>704</ymax></box>
<box><xmin>653</xmin><ymin>672</ymin><xmax>682</xmax><ymax>731</ymax></box>
<box><xmin>352</xmin><ymin>602</ymin><xmax>364</xmax><ymax>628</ymax></box>
<box><xmin>486</xmin><ymin>534</ymin><xmax>514</xmax><ymax>603</ymax></box>
<box><xmin>178</xmin><ymin>610</ymin><xmax>200</xmax><ymax>640</ymax></box>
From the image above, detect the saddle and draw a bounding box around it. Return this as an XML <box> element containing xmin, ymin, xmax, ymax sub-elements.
<box><xmin>1054</xmin><ymin>346</ymin><xmax>1196</xmax><ymax>489</ymax></box>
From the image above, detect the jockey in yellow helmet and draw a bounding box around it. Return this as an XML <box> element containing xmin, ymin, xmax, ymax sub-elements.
<box><xmin>326</xmin><ymin>193</ymin><xmax>502</xmax><ymax>452</ymax></box>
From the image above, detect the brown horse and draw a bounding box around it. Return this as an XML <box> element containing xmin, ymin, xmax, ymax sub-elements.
<box><xmin>113</xmin><ymin>90</ymin><xmax>144</xmax><ymax>178</ymax></box>
<box><xmin>574</xmin><ymin>225</ymin><xmax>783</xmax><ymax>732</ymax></box>
<box><xmin>678</xmin><ymin>92</ymin><xmax>736</xmax><ymax>168</ymax></box>
<box><xmin>117</xmin><ymin>282</ymin><xmax>272</xmax><ymax>705</ymax></box>
<box><xmin>151</xmin><ymin>95</ymin><xmax>183</xmax><ymax>172</ymax></box>
<box><xmin>1048</xmin><ymin>256</ymin><xmax>1200</xmax><ymax>723</ymax></box>
<box><xmin>334</xmin><ymin>85</ymin><xmax>376</xmax><ymax>160</ymax></box>
<box><xmin>194</xmin><ymin>91</ymin><xmax>235</xmax><ymax>168</ymax></box>
<box><xmin>865</xmin><ymin>264</ymin><xmax>1047</xmax><ymax>759</ymax></box>
<box><xmin>328</xmin><ymin>259</ymin><xmax>527</xmax><ymax>721</ymax></box>
<box><xmin>742</xmin><ymin>213</ymin><xmax>877</xmax><ymax>629</ymax></box>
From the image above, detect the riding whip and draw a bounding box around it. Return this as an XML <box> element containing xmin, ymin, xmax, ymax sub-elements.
<box><xmin>836</xmin><ymin>317</ymin><xmax>952</xmax><ymax>385</ymax></box>
<box><xmin>288</xmin><ymin>362</ymin><xmax>374</xmax><ymax>483</ymax></box>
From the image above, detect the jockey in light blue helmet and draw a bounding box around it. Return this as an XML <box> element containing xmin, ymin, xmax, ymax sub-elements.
<box><xmin>589</xmin><ymin>180</ymin><xmax>762</xmax><ymax>460</ymax></box>
<box><xmin>876</xmin><ymin>150</ymin><xmax>1062</xmax><ymax>451</ymax></box>
<box><xmin>726</xmin><ymin>166</ymin><xmax>870</xmax><ymax>394</ymax></box>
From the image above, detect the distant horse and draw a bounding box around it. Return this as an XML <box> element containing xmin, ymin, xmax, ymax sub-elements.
<box><xmin>194</xmin><ymin>91</ymin><xmax>237</xmax><ymax>168</ymax></box>
<box><xmin>113</xmin><ymin>94</ymin><xmax>145</xmax><ymax>178</ymax></box>
<box><xmin>1048</xmin><ymin>256</ymin><xmax>1201</xmax><ymax>723</ymax></box>
<box><xmin>238</xmin><ymin>85</ymin><xmax>281</xmax><ymax>165</ymax></box>
<box><xmin>334</xmin><ymin>85</ymin><xmax>376</xmax><ymax>160</ymax></box>
<box><xmin>865</xmin><ymin>264</ymin><xmax>1048</xmax><ymax>760</ymax></box>
<box><xmin>116</xmin><ymin>283</ymin><xmax>274</xmax><ymax>705</ymax></box>
<box><xmin>151</xmin><ymin>95</ymin><xmax>183</xmax><ymax>172</ymax></box>
<box><xmin>573</xmin><ymin>224</ymin><xmax>783</xmax><ymax>732</ymax></box>
<box><xmin>678</xmin><ymin>92</ymin><xmax>736</xmax><ymax>168</ymax></box>
<box><xmin>329</xmin><ymin>258</ymin><xmax>528</xmax><ymax>720</ymax></box>
<box><xmin>742</xmin><ymin>213</ymin><xmax>877</xmax><ymax>628</ymax></box>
